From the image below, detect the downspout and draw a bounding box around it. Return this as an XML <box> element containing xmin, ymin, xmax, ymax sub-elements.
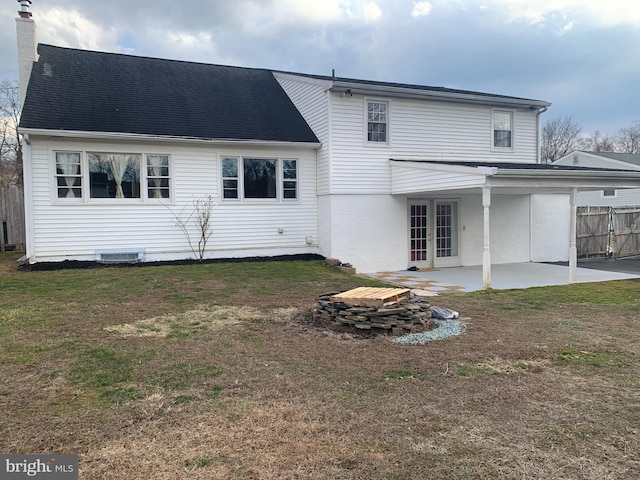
<box><xmin>536</xmin><ymin>106</ymin><xmax>548</xmax><ymax>164</ymax></box>
<box><xmin>21</xmin><ymin>135</ymin><xmax>36</xmax><ymax>262</ymax></box>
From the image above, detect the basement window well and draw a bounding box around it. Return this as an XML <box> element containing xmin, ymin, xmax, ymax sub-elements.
<box><xmin>95</xmin><ymin>249</ymin><xmax>145</xmax><ymax>264</ymax></box>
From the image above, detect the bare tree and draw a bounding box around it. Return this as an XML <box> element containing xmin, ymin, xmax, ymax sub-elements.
<box><xmin>541</xmin><ymin>116</ymin><xmax>582</xmax><ymax>163</ymax></box>
<box><xmin>170</xmin><ymin>195</ymin><xmax>217</xmax><ymax>260</ymax></box>
<box><xmin>577</xmin><ymin>130</ymin><xmax>615</xmax><ymax>153</ymax></box>
<box><xmin>615</xmin><ymin>121</ymin><xmax>640</xmax><ymax>154</ymax></box>
<box><xmin>0</xmin><ymin>80</ymin><xmax>22</xmax><ymax>187</ymax></box>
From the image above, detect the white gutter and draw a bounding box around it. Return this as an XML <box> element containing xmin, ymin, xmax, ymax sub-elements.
<box><xmin>18</xmin><ymin>128</ymin><xmax>322</xmax><ymax>149</ymax></box>
<box><xmin>494</xmin><ymin>168</ymin><xmax>640</xmax><ymax>179</ymax></box>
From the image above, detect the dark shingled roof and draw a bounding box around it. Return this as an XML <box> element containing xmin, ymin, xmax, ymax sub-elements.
<box><xmin>276</xmin><ymin>71</ymin><xmax>550</xmax><ymax>106</ymax></box>
<box><xmin>20</xmin><ymin>44</ymin><xmax>319</xmax><ymax>144</ymax></box>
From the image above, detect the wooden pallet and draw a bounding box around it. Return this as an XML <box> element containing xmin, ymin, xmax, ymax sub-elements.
<box><xmin>331</xmin><ymin>287</ymin><xmax>411</xmax><ymax>308</ymax></box>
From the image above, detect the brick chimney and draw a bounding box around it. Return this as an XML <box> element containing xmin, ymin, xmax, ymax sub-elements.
<box><xmin>16</xmin><ymin>0</ymin><xmax>38</xmax><ymax>109</ymax></box>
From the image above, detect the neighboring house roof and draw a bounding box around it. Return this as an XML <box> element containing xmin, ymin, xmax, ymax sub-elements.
<box><xmin>19</xmin><ymin>44</ymin><xmax>320</xmax><ymax>144</ymax></box>
<box><xmin>574</xmin><ymin>151</ymin><xmax>640</xmax><ymax>167</ymax></box>
<box><xmin>553</xmin><ymin>151</ymin><xmax>640</xmax><ymax>170</ymax></box>
<box><xmin>275</xmin><ymin>71</ymin><xmax>551</xmax><ymax>109</ymax></box>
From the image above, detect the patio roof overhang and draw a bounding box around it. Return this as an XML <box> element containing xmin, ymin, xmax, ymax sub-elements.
<box><xmin>390</xmin><ymin>159</ymin><xmax>640</xmax><ymax>195</ymax></box>
<box><xmin>389</xmin><ymin>159</ymin><xmax>640</xmax><ymax>289</ymax></box>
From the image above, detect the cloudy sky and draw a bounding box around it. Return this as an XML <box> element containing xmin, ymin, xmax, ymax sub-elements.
<box><xmin>1</xmin><ymin>0</ymin><xmax>638</xmax><ymax>133</ymax></box>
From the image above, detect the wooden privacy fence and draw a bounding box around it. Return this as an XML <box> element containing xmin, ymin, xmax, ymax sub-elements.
<box><xmin>577</xmin><ymin>206</ymin><xmax>640</xmax><ymax>259</ymax></box>
<box><xmin>0</xmin><ymin>186</ymin><xmax>25</xmax><ymax>252</ymax></box>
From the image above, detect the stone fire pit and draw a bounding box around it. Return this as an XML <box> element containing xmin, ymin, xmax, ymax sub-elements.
<box><xmin>313</xmin><ymin>287</ymin><xmax>432</xmax><ymax>335</ymax></box>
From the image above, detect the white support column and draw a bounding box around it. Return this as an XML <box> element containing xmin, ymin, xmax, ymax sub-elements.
<box><xmin>482</xmin><ymin>187</ymin><xmax>491</xmax><ymax>289</ymax></box>
<box><xmin>568</xmin><ymin>188</ymin><xmax>578</xmax><ymax>283</ymax></box>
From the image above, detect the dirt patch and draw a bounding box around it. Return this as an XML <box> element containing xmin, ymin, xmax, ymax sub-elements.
<box><xmin>104</xmin><ymin>305</ymin><xmax>299</xmax><ymax>338</ymax></box>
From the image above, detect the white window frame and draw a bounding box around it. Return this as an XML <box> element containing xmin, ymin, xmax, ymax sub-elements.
<box><xmin>365</xmin><ymin>99</ymin><xmax>390</xmax><ymax>145</ymax></box>
<box><xmin>491</xmin><ymin>109</ymin><xmax>515</xmax><ymax>151</ymax></box>
<box><xmin>602</xmin><ymin>189</ymin><xmax>617</xmax><ymax>198</ymax></box>
<box><xmin>220</xmin><ymin>156</ymin><xmax>299</xmax><ymax>202</ymax></box>
<box><xmin>51</xmin><ymin>150</ymin><xmax>173</xmax><ymax>204</ymax></box>
<box><xmin>54</xmin><ymin>151</ymin><xmax>83</xmax><ymax>201</ymax></box>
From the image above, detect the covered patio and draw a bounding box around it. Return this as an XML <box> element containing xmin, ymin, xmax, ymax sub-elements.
<box><xmin>365</xmin><ymin>261</ymin><xmax>640</xmax><ymax>294</ymax></box>
<box><xmin>390</xmin><ymin>160</ymin><xmax>640</xmax><ymax>289</ymax></box>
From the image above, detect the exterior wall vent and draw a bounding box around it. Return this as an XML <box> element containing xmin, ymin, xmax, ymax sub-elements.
<box><xmin>95</xmin><ymin>249</ymin><xmax>145</xmax><ymax>264</ymax></box>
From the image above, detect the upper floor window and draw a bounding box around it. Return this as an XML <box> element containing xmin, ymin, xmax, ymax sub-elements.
<box><xmin>493</xmin><ymin>110</ymin><xmax>513</xmax><ymax>149</ymax></box>
<box><xmin>367</xmin><ymin>100</ymin><xmax>388</xmax><ymax>143</ymax></box>
<box><xmin>602</xmin><ymin>189</ymin><xmax>616</xmax><ymax>198</ymax></box>
<box><xmin>222</xmin><ymin>156</ymin><xmax>297</xmax><ymax>200</ymax></box>
<box><xmin>54</xmin><ymin>151</ymin><xmax>171</xmax><ymax>201</ymax></box>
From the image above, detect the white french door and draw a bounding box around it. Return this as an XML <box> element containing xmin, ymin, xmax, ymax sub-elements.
<box><xmin>408</xmin><ymin>200</ymin><xmax>460</xmax><ymax>268</ymax></box>
<box><xmin>409</xmin><ymin>201</ymin><xmax>431</xmax><ymax>268</ymax></box>
<box><xmin>434</xmin><ymin>200</ymin><xmax>460</xmax><ymax>267</ymax></box>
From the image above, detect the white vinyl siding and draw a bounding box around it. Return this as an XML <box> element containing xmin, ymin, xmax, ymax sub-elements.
<box><xmin>575</xmin><ymin>188</ymin><xmax>640</xmax><ymax>207</ymax></box>
<box><xmin>28</xmin><ymin>137</ymin><xmax>318</xmax><ymax>262</ymax></box>
<box><xmin>274</xmin><ymin>73</ymin><xmax>330</xmax><ymax>195</ymax></box>
<box><xmin>328</xmin><ymin>92</ymin><xmax>539</xmax><ymax>194</ymax></box>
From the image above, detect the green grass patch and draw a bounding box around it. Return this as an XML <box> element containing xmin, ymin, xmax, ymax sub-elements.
<box><xmin>556</xmin><ymin>349</ymin><xmax>633</xmax><ymax>368</ymax></box>
<box><xmin>466</xmin><ymin>280</ymin><xmax>640</xmax><ymax>307</ymax></box>
<box><xmin>151</xmin><ymin>363</ymin><xmax>221</xmax><ymax>391</ymax></box>
<box><xmin>69</xmin><ymin>347</ymin><xmax>134</xmax><ymax>387</ymax></box>
<box><xmin>98</xmin><ymin>387</ymin><xmax>143</xmax><ymax>405</ymax></box>
<box><xmin>174</xmin><ymin>394</ymin><xmax>196</xmax><ymax>405</ymax></box>
<box><xmin>206</xmin><ymin>386</ymin><xmax>224</xmax><ymax>400</ymax></box>
<box><xmin>454</xmin><ymin>363</ymin><xmax>499</xmax><ymax>377</ymax></box>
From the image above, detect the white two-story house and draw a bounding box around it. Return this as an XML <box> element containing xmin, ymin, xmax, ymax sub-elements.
<box><xmin>16</xmin><ymin>4</ymin><xmax>640</xmax><ymax>286</ymax></box>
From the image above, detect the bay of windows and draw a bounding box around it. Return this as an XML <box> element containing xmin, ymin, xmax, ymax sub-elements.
<box><xmin>222</xmin><ymin>157</ymin><xmax>297</xmax><ymax>200</ymax></box>
<box><xmin>55</xmin><ymin>152</ymin><xmax>171</xmax><ymax>200</ymax></box>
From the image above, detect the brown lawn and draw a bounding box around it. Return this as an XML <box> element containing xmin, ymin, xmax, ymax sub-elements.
<box><xmin>1</xmin><ymin>251</ymin><xmax>639</xmax><ymax>479</ymax></box>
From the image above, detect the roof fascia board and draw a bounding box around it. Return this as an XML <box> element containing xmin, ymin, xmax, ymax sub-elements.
<box><xmin>390</xmin><ymin>159</ymin><xmax>496</xmax><ymax>175</ymax></box>
<box><xmin>487</xmin><ymin>175</ymin><xmax>640</xmax><ymax>190</ymax></box>
<box><xmin>495</xmin><ymin>168</ymin><xmax>640</xmax><ymax>180</ymax></box>
<box><xmin>272</xmin><ymin>71</ymin><xmax>333</xmax><ymax>90</ymax></box>
<box><xmin>19</xmin><ymin>128</ymin><xmax>321</xmax><ymax>149</ymax></box>
<box><xmin>333</xmin><ymin>81</ymin><xmax>550</xmax><ymax>108</ymax></box>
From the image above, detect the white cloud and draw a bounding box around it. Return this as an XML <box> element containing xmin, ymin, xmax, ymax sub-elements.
<box><xmin>363</xmin><ymin>2</ymin><xmax>383</xmax><ymax>22</ymax></box>
<box><xmin>557</xmin><ymin>20</ymin><xmax>574</xmax><ymax>35</ymax></box>
<box><xmin>238</xmin><ymin>0</ymin><xmax>383</xmax><ymax>28</ymax></box>
<box><xmin>37</xmin><ymin>7</ymin><xmax>119</xmax><ymax>52</ymax></box>
<box><xmin>495</xmin><ymin>0</ymin><xmax>640</xmax><ymax>27</ymax></box>
<box><xmin>411</xmin><ymin>1</ymin><xmax>433</xmax><ymax>18</ymax></box>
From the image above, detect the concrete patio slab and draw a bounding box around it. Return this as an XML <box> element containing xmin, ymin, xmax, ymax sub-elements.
<box><xmin>364</xmin><ymin>262</ymin><xmax>640</xmax><ymax>294</ymax></box>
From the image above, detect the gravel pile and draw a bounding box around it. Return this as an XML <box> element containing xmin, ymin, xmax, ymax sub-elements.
<box><xmin>393</xmin><ymin>318</ymin><xmax>465</xmax><ymax>345</ymax></box>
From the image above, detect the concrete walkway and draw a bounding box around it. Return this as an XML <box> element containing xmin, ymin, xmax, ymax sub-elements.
<box><xmin>364</xmin><ymin>261</ymin><xmax>640</xmax><ymax>295</ymax></box>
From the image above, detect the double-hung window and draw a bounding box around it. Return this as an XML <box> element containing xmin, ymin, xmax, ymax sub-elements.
<box><xmin>367</xmin><ymin>100</ymin><xmax>388</xmax><ymax>143</ymax></box>
<box><xmin>54</xmin><ymin>151</ymin><xmax>171</xmax><ymax>201</ymax></box>
<box><xmin>493</xmin><ymin>110</ymin><xmax>514</xmax><ymax>149</ymax></box>
<box><xmin>146</xmin><ymin>155</ymin><xmax>170</xmax><ymax>199</ymax></box>
<box><xmin>55</xmin><ymin>152</ymin><xmax>82</xmax><ymax>198</ymax></box>
<box><xmin>222</xmin><ymin>156</ymin><xmax>297</xmax><ymax>200</ymax></box>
